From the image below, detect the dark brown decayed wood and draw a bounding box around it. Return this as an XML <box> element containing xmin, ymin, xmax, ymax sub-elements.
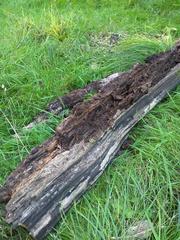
<box><xmin>0</xmin><ymin>45</ymin><xmax>180</xmax><ymax>240</ymax></box>
<box><xmin>24</xmin><ymin>72</ymin><xmax>122</xmax><ymax>129</ymax></box>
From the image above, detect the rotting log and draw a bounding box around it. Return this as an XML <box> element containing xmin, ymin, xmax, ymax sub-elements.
<box><xmin>0</xmin><ymin>45</ymin><xmax>180</xmax><ymax>240</ymax></box>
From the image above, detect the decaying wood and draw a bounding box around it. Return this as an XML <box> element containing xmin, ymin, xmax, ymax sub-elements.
<box><xmin>0</xmin><ymin>45</ymin><xmax>180</xmax><ymax>240</ymax></box>
<box><xmin>24</xmin><ymin>72</ymin><xmax>122</xmax><ymax>129</ymax></box>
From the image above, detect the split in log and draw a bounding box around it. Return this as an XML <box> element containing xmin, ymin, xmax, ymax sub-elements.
<box><xmin>0</xmin><ymin>45</ymin><xmax>180</xmax><ymax>240</ymax></box>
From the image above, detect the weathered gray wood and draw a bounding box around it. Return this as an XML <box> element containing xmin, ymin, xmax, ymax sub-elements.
<box><xmin>1</xmin><ymin>45</ymin><xmax>180</xmax><ymax>239</ymax></box>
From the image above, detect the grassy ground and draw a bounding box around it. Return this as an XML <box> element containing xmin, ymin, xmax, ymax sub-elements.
<box><xmin>0</xmin><ymin>0</ymin><xmax>180</xmax><ymax>239</ymax></box>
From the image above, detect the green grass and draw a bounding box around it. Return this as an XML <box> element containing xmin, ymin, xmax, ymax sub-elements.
<box><xmin>0</xmin><ymin>0</ymin><xmax>180</xmax><ymax>239</ymax></box>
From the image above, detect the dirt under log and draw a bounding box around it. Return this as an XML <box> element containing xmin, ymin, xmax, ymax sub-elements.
<box><xmin>0</xmin><ymin>45</ymin><xmax>180</xmax><ymax>240</ymax></box>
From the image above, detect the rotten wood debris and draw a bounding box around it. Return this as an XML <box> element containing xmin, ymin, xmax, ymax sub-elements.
<box><xmin>24</xmin><ymin>72</ymin><xmax>123</xmax><ymax>129</ymax></box>
<box><xmin>0</xmin><ymin>44</ymin><xmax>180</xmax><ymax>239</ymax></box>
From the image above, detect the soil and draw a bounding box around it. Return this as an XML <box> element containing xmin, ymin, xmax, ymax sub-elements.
<box><xmin>89</xmin><ymin>32</ymin><xmax>123</xmax><ymax>47</ymax></box>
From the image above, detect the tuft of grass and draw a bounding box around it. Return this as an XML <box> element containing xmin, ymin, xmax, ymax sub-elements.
<box><xmin>44</xmin><ymin>9</ymin><xmax>69</xmax><ymax>42</ymax></box>
<box><xmin>0</xmin><ymin>1</ymin><xmax>180</xmax><ymax>240</ymax></box>
<box><xmin>83</xmin><ymin>90</ymin><xmax>97</xmax><ymax>102</ymax></box>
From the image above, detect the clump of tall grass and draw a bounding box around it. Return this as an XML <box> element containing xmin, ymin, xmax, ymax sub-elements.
<box><xmin>44</xmin><ymin>10</ymin><xmax>69</xmax><ymax>42</ymax></box>
<box><xmin>13</xmin><ymin>9</ymin><xmax>73</xmax><ymax>44</ymax></box>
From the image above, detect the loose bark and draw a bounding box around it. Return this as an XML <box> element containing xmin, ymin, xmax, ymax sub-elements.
<box><xmin>0</xmin><ymin>45</ymin><xmax>180</xmax><ymax>240</ymax></box>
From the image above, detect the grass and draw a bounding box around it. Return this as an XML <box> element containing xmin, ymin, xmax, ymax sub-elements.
<box><xmin>0</xmin><ymin>0</ymin><xmax>180</xmax><ymax>239</ymax></box>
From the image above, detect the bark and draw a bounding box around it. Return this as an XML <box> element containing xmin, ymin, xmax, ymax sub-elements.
<box><xmin>0</xmin><ymin>45</ymin><xmax>180</xmax><ymax>240</ymax></box>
